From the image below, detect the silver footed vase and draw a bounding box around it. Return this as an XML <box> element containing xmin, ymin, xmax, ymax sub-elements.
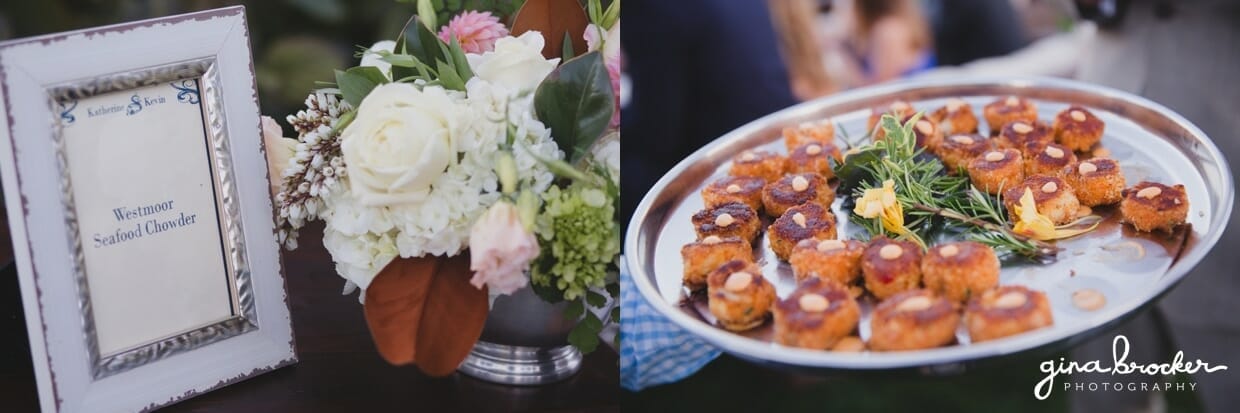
<box><xmin>457</xmin><ymin>284</ymin><xmax>582</xmax><ymax>385</ymax></box>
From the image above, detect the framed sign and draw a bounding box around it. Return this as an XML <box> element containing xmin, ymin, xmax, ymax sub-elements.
<box><xmin>0</xmin><ymin>7</ymin><xmax>296</xmax><ymax>412</ymax></box>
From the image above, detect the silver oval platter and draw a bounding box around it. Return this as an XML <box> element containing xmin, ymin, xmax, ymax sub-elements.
<box><xmin>625</xmin><ymin>77</ymin><xmax>1233</xmax><ymax>372</ymax></box>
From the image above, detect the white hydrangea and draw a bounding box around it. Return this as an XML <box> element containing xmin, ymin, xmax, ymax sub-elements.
<box><xmin>318</xmin><ymin>75</ymin><xmax>561</xmax><ymax>295</ymax></box>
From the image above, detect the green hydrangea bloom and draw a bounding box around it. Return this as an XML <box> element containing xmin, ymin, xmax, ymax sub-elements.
<box><xmin>531</xmin><ymin>184</ymin><xmax>621</xmax><ymax>301</ymax></box>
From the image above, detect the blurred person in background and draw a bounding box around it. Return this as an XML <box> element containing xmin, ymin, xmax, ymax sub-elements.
<box><xmin>770</xmin><ymin>0</ymin><xmax>837</xmax><ymax>100</ymax></box>
<box><xmin>842</xmin><ymin>0</ymin><xmax>936</xmax><ymax>84</ymax></box>
<box><xmin>621</xmin><ymin>0</ymin><xmax>798</xmax><ymax>224</ymax></box>
<box><xmin>925</xmin><ymin>0</ymin><xmax>1028</xmax><ymax>66</ymax></box>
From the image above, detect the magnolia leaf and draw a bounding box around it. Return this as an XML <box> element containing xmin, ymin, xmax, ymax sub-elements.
<box><xmin>413</xmin><ymin>253</ymin><xmax>488</xmax><ymax>376</ymax></box>
<box><xmin>510</xmin><ymin>0</ymin><xmax>589</xmax><ymax>60</ymax></box>
<box><xmin>363</xmin><ymin>255</ymin><xmax>488</xmax><ymax>376</ymax></box>
<box><xmin>336</xmin><ymin>66</ymin><xmax>388</xmax><ymax>108</ymax></box>
<box><xmin>533</xmin><ymin>52</ymin><xmax>614</xmax><ymax>163</ymax></box>
<box><xmin>398</xmin><ymin>15</ymin><xmax>447</xmax><ymax>79</ymax></box>
<box><xmin>363</xmin><ymin>257</ymin><xmax>440</xmax><ymax>365</ymax></box>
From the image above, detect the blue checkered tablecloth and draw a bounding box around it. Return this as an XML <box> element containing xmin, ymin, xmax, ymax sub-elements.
<box><xmin>619</xmin><ymin>260</ymin><xmax>721</xmax><ymax>391</ymax></box>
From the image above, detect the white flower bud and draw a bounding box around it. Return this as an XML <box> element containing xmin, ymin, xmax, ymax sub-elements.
<box><xmin>311</xmin><ymin>154</ymin><xmax>324</xmax><ymax>168</ymax></box>
<box><xmin>275</xmin><ymin>192</ymin><xmax>286</xmax><ymax>202</ymax></box>
<box><xmin>322</xmin><ymin>166</ymin><xmax>335</xmax><ymax>177</ymax></box>
<box><xmin>298</xmin><ymin>182</ymin><xmax>310</xmax><ymax>193</ymax></box>
<box><xmin>289</xmin><ymin>204</ymin><xmax>303</xmax><ymax>220</ymax></box>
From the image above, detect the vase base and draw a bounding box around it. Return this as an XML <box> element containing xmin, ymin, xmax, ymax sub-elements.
<box><xmin>458</xmin><ymin>341</ymin><xmax>582</xmax><ymax>385</ymax></box>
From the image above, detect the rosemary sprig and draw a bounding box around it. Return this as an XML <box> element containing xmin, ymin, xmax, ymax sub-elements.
<box><xmin>835</xmin><ymin>113</ymin><xmax>1057</xmax><ymax>260</ymax></box>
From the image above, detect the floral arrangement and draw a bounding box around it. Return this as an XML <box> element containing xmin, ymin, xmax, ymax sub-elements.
<box><xmin>263</xmin><ymin>0</ymin><xmax>621</xmax><ymax>376</ymax></box>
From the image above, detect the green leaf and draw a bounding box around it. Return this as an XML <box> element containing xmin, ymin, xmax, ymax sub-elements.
<box><xmin>833</xmin><ymin>147</ymin><xmax>883</xmax><ymax>195</ymax></box>
<box><xmin>533</xmin><ymin>51</ymin><xmax>614</xmax><ymax>163</ymax></box>
<box><xmin>605</xmin><ymin>282</ymin><xmax>619</xmax><ymax>298</ymax></box>
<box><xmin>531</xmin><ymin>280</ymin><xmax>564</xmax><ymax>303</ymax></box>
<box><xmin>609</xmin><ymin>306</ymin><xmax>620</xmax><ymax>322</ymax></box>
<box><xmin>567</xmin><ymin>319</ymin><xmax>600</xmax><ymax>354</ymax></box>
<box><xmin>600</xmin><ymin>0</ymin><xmax>620</xmax><ymax>28</ymax></box>
<box><xmin>335</xmin><ymin>66</ymin><xmax>388</xmax><ymax>108</ymax></box>
<box><xmin>418</xmin><ymin>0</ymin><xmax>438</xmax><ymax>29</ymax></box>
<box><xmin>585</xmin><ymin>290</ymin><xmax>606</xmax><ymax>308</ymax></box>
<box><xmin>436</xmin><ymin>59</ymin><xmax>466</xmax><ymax>91</ymax></box>
<box><xmin>398</xmin><ymin>15</ymin><xmax>447</xmax><ymax>80</ymax></box>
<box><xmin>561</xmin><ymin>32</ymin><xmax>576</xmax><ymax>61</ymax></box>
<box><xmin>447</xmin><ymin>36</ymin><xmax>474</xmax><ymax>81</ymax></box>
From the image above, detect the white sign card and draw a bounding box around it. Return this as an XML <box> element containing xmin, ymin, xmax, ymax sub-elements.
<box><xmin>0</xmin><ymin>7</ymin><xmax>296</xmax><ymax>412</ymax></box>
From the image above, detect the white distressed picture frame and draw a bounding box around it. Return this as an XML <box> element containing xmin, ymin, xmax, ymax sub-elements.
<box><xmin>0</xmin><ymin>6</ymin><xmax>296</xmax><ymax>412</ymax></box>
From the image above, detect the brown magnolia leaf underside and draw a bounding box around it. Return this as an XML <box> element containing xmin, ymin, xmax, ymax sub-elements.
<box><xmin>413</xmin><ymin>253</ymin><xmax>489</xmax><ymax>376</ymax></box>
<box><xmin>510</xmin><ymin>0</ymin><xmax>589</xmax><ymax>60</ymax></box>
<box><xmin>363</xmin><ymin>254</ymin><xmax>490</xmax><ymax>376</ymax></box>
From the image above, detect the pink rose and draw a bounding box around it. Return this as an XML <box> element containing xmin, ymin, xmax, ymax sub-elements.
<box><xmin>468</xmin><ymin>201</ymin><xmax>539</xmax><ymax>295</ymax></box>
<box><xmin>261</xmin><ymin>116</ymin><xmax>296</xmax><ymax>197</ymax></box>
<box><xmin>438</xmin><ymin>11</ymin><xmax>509</xmax><ymax>54</ymax></box>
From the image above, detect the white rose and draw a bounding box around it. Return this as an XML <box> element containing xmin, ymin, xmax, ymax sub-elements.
<box><xmin>591</xmin><ymin>133</ymin><xmax>620</xmax><ymax>185</ymax></box>
<box><xmin>340</xmin><ymin>83</ymin><xmax>462</xmax><ymax>207</ymax></box>
<box><xmin>466</xmin><ymin>32</ymin><xmax>559</xmax><ymax>93</ymax></box>
<box><xmin>322</xmin><ymin>229</ymin><xmax>398</xmax><ymax>294</ymax></box>
<box><xmin>360</xmin><ymin>40</ymin><xmax>397</xmax><ymax>79</ymax></box>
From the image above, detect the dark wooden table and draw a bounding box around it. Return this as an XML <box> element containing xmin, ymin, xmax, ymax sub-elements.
<box><xmin>0</xmin><ymin>214</ymin><xmax>618</xmax><ymax>412</ymax></box>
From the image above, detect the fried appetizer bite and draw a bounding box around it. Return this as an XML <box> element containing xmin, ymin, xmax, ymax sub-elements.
<box><xmin>983</xmin><ymin>96</ymin><xmax>1038</xmax><ymax>134</ymax></box>
<box><xmin>936</xmin><ymin>133</ymin><xmax>990</xmax><ymax>173</ymax></box>
<box><xmin>681</xmin><ymin>235</ymin><xmax>753</xmax><ymax>291</ymax></box>
<box><xmin>869</xmin><ymin>290</ymin><xmax>960</xmax><ymax>351</ymax></box>
<box><xmin>789</xmin><ymin>238</ymin><xmax>866</xmax><ymax>285</ymax></box>
<box><xmin>860</xmin><ymin>237</ymin><xmax>923</xmax><ymax>300</ymax></box>
<box><xmin>996</xmin><ymin>121</ymin><xmax>1054</xmax><ymax>157</ymax></box>
<box><xmin>762</xmin><ymin>173</ymin><xmax>834</xmax><ymax>217</ymax></box>
<box><xmin>921</xmin><ymin>242</ymin><xmax>1001</xmax><ymax>303</ymax></box>
<box><xmin>693</xmin><ymin>202</ymin><xmax>762</xmax><ymax>242</ymax></box>
<box><xmin>768</xmin><ymin>203</ymin><xmax>837</xmax><ymax>261</ymax></box>
<box><xmin>929</xmin><ymin>98</ymin><xmax>979</xmax><ymax>135</ymax></box>
<box><xmin>783</xmin><ymin>119</ymin><xmax>836</xmax><ymax>151</ymax></box>
<box><xmin>1002</xmin><ymin>175</ymin><xmax>1081</xmax><ymax>225</ymax></box>
<box><xmin>788</xmin><ymin>142</ymin><xmax>842</xmax><ymax>179</ymax></box>
<box><xmin>729</xmin><ymin>150</ymin><xmax>788</xmax><ymax>183</ymax></box>
<box><xmin>967</xmin><ymin>149</ymin><xmax>1025</xmax><ymax>195</ymax></box>
<box><xmin>910</xmin><ymin>118</ymin><xmax>943</xmax><ymax>150</ymax></box>
<box><xmin>1120</xmin><ymin>181</ymin><xmax>1189</xmax><ymax>232</ymax></box>
<box><xmin>1025</xmin><ymin>143</ymin><xmax>1077</xmax><ymax>178</ymax></box>
<box><xmin>1065</xmin><ymin>159</ymin><xmax>1125</xmax><ymax>206</ymax></box>
<box><xmin>773</xmin><ymin>278</ymin><xmax>861</xmax><ymax>349</ymax></box>
<box><xmin>867</xmin><ymin>100</ymin><xmax>916</xmax><ymax>140</ymax></box>
<box><xmin>1053</xmin><ymin>106</ymin><xmax>1105</xmax><ymax>152</ymax></box>
<box><xmin>965</xmin><ymin>285</ymin><xmax>1054</xmax><ymax>342</ymax></box>
<box><xmin>707</xmin><ymin>260</ymin><xmax>778</xmax><ymax>331</ymax></box>
<box><xmin>702</xmin><ymin>175</ymin><xmax>766</xmax><ymax>212</ymax></box>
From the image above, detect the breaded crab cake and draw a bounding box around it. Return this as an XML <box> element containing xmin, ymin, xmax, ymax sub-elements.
<box><xmin>693</xmin><ymin>202</ymin><xmax>762</xmax><ymax>242</ymax></box>
<box><xmin>768</xmin><ymin>203</ymin><xmax>837</xmax><ymax>261</ymax></box>
<box><xmin>983</xmin><ymin>96</ymin><xmax>1038</xmax><ymax>135</ymax></box>
<box><xmin>707</xmin><ymin>260</ymin><xmax>778</xmax><ymax>331</ymax></box>
<box><xmin>869</xmin><ymin>290</ymin><xmax>960</xmax><ymax>351</ymax></box>
<box><xmin>1065</xmin><ymin>159</ymin><xmax>1125</xmax><ymax>207</ymax></box>
<box><xmin>1053</xmin><ymin>106</ymin><xmax>1105</xmax><ymax>152</ymax></box>
<box><xmin>762</xmin><ymin>173</ymin><xmax>834</xmax><ymax>217</ymax></box>
<box><xmin>921</xmin><ymin>241</ymin><xmax>1001</xmax><ymax>303</ymax></box>
<box><xmin>783</xmin><ymin>119</ymin><xmax>836</xmax><ymax>151</ymax></box>
<box><xmin>867</xmin><ymin>100</ymin><xmax>916</xmax><ymax>140</ymax></box>
<box><xmin>936</xmin><ymin>133</ymin><xmax>990</xmax><ymax>173</ymax></box>
<box><xmin>681</xmin><ymin>235</ymin><xmax>754</xmax><ymax>291</ymax></box>
<box><xmin>702</xmin><ymin>175</ymin><xmax>766</xmax><ymax>212</ymax></box>
<box><xmin>860</xmin><ymin>237</ymin><xmax>924</xmax><ymax>300</ymax></box>
<box><xmin>1025</xmin><ymin>143</ymin><xmax>1077</xmax><ymax>178</ymax></box>
<box><xmin>1003</xmin><ymin>175</ymin><xmax>1081</xmax><ymax>225</ymax></box>
<box><xmin>1120</xmin><ymin>181</ymin><xmax>1189</xmax><ymax>232</ymax></box>
<box><xmin>996</xmin><ymin>121</ymin><xmax>1054</xmax><ymax>157</ymax></box>
<box><xmin>929</xmin><ymin>98</ymin><xmax>979</xmax><ymax>135</ymax></box>
<box><xmin>788</xmin><ymin>142</ymin><xmax>842</xmax><ymax>179</ymax></box>
<box><xmin>789</xmin><ymin>238</ymin><xmax>866</xmax><ymax>285</ymax></box>
<box><xmin>965</xmin><ymin>285</ymin><xmax>1054</xmax><ymax>342</ymax></box>
<box><xmin>967</xmin><ymin>149</ymin><xmax>1025</xmax><ymax>195</ymax></box>
<box><xmin>729</xmin><ymin>150</ymin><xmax>788</xmax><ymax>183</ymax></box>
<box><xmin>773</xmin><ymin>278</ymin><xmax>861</xmax><ymax>349</ymax></box>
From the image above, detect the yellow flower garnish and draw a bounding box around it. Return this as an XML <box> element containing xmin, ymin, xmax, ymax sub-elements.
<box><xmin>854</xmin><ymin>179</ymin><xmax>923</xmax><ymax>247</ymax></box>
<box><xmin>1012</xmin><ymin>188</ymin><xmax>1100</xmax><ymax>241</ymax></box>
